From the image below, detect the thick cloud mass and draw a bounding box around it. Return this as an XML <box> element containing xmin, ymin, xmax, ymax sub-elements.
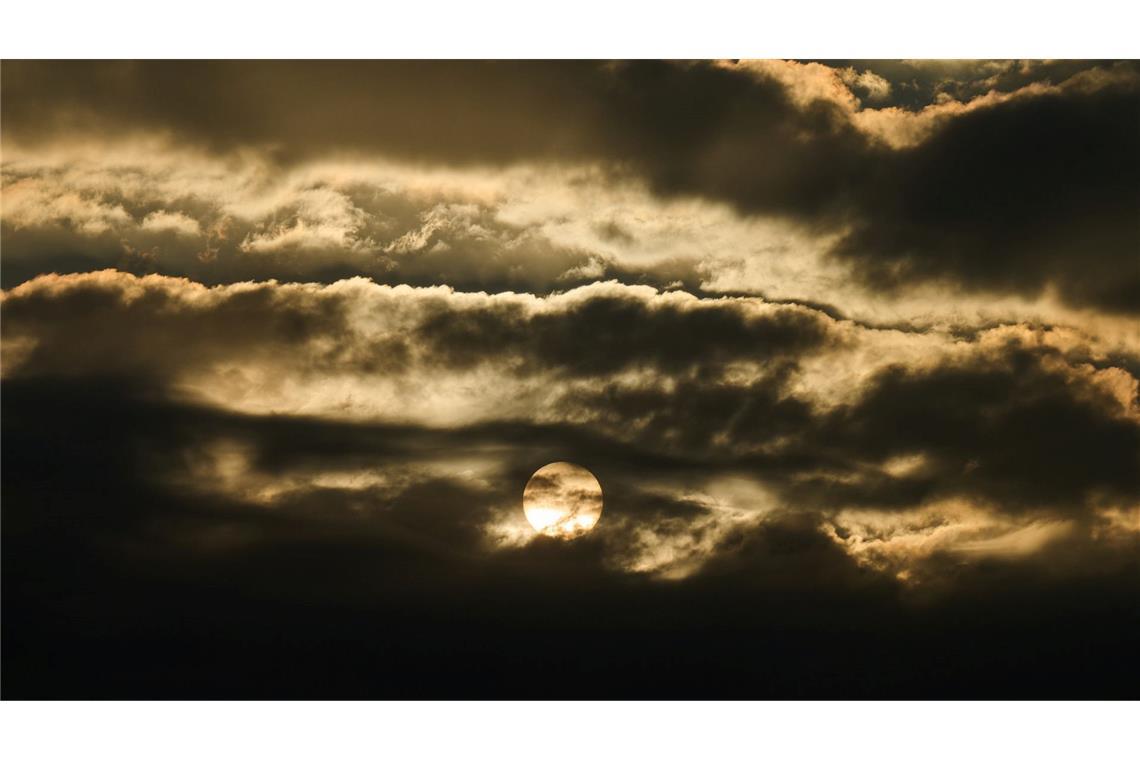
<box><xmin>3</xmin><ymin>60</ymin><xmax>1139</xmax><ymax>698</ymax></box>
<box><xmin>4</xmin><ymin>271</ymin><xmax>1136</xmax><ymax>562</ymax></box>
<box><xmin>5</xmin><ymin>60</ymin><xmax>1138</xmax><ymax>308</ymax></box>
<box><xmin>836</xmin><ymin>79</ymin><xmax>1140</xmax><ymax>311</ymax></box>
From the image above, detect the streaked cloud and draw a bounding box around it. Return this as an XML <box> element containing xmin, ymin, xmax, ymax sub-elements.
<box><xmin>4</xmin><ymin>59</ymin><xmax>1138</xmax><ymax>697</ymax></box>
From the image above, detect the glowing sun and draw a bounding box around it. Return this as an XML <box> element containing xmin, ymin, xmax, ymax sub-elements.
<box><xmin>522</xmin><ymin>462</ymin><xmax>604</xmax><ymax>539</ymax></box>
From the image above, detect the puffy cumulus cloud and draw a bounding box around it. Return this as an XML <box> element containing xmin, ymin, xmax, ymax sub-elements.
<box><xmin>139</xmin><ymin>210</ymin><xmax>203</xmax><ymax>237</ymax></box>
<box><xmin>839</xmin><ymin>67</ymin><xmax>891</xmax><ymax>102</ymax></box>
<box><xmin>239</xmin><ymin>186</ymin><xmax>371</xmax><ymax>254</ymax></box>
<box><xmin>2</xmin><ymin>175</ymin><xmax>134</xmax><ymax>234</ymax></box>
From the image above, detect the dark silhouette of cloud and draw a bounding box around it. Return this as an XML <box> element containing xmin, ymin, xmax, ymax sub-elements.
<box><xmin>5</xmin><ymin>60</ymin><xmax>1137</xmax><ymax>308</ymax></box>
<box><xmin>4</xmin><ymin>376</ymin><xmax>1138</xmax><ymax>697</ymax></box>
<box><xmin>833</xmin><ymin>78</ymin><xmax>1140</xmax><ymax>312</ymax></box>
<box><xmin>4</xmin><ymin>60</ymin><xmax>1139</xmax><ymax>698</ymax></box>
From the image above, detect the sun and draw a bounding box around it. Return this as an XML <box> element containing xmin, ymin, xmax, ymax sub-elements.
<box><xmin>522</xmin><ymin>462</ymin><xmax>604</xmax><ymax>539</ymax></box>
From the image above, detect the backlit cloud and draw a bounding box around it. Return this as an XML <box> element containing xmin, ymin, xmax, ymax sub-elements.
<box><xmin>3</xmin><ymin>60</ymin><xmax>1138</xmax><ymax>698</ymax></box>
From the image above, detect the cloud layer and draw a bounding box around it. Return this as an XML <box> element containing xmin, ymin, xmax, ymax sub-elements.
<box><xmin>3</xmin><ymin>60</ymin><xmax>1138</xmax><ymax>697</ymax></box>
<box><xmin>5</xmin><ymin>60</ymin><xmax>1138</xmax><ymax>309</ymax></box>
<box><xmin>4</xmin><ymin>271</ymin><xmax>1136</xmax><ymax>582</ymax></box>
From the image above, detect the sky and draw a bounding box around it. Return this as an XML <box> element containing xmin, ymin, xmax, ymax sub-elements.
<box><xmin>2</xmin><ymin>60</ymin><xmax>1138</xmax><ymax>698</ymax></box>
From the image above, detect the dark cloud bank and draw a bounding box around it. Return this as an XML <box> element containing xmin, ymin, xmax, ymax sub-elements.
<box><xmin>4</xmin><ymin>375</ymin><xmax>1138</xmax><ymax>698</ymax></box>
<box><xmin>3</xmin><ymin>60</ymin><xmax>1139</xmax><ymax>698</ymax></box>
<box><xmin>4</xmin><ymin>273</ymin><xmax>1139</xmax><ymax>697</ymax></box>
<box><xmin>4</xmin><ymin>60</ymin><xmax>1139</xmax><ymax>309</ymax></box>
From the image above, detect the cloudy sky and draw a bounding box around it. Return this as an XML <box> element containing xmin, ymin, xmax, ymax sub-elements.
<box><xmin>2</xmin><ymin>60</ymin><xmax>1138</xmax><ymax>698</ymax></box>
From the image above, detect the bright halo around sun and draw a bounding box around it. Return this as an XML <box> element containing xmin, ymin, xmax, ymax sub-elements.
<box><xmin>523</xmin><ymin>462</ymin><xmax>604</xmax><ymax>539</ymax></box>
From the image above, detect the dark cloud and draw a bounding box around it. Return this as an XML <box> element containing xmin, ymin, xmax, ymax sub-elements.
<box><xmin>5</xmin><ymin>272</ymin><xmax>1135</xmax><ymax>522</ymax></box>
<box><xmin>563</xmin><ymin>371</ymin><xmax>815</xmax><ymax>456</ymax></box>
<box><xmin>4</xmin><ymin>61</ymin><xmax>1140</xmax><ymax>698</ymax></box>
<box><xmin>5</xmin><ymin>60</ymin><xmax>1137</xmax><ymax>309</ymax></box>
<box><xmin>4</xmin><ymin>376</ymin><xmax>1138</xmax><ymax>697</ymax></box>
<box><xmin>417</xmin><ymin>289</ymin><xmax>836</xmax><ymax>377</ymax></box>
<box><xmin>6</xmin><ymin>373</ymin><xmax>1138</xmax><ymax>700</ymax></box>
<box><xmin>0</xmin><ymin>60</ymin><xmax>878</xmax><ymax>229</ymax></box>
<box><xmin>834</xmin><ymin>76</ymin><xmax>1140</xmax><ymax>312</ymax></box>
<box><xmin>2</xmin><ymin>61</ymin><xmax>866</xmax><ymax>196</ymax></box>
<box><xmin>795</xmin><ymin>348</ymin><xmax>1140</xmax><ymax>512</ymax></box>
<box><xmin>560</xmin><ymin>343</ymin><xmax>1140</xmax><ymax>517</ymax></box>
<box><xmin>814</xmin><ymin>59</ymin><xmax>1130</xmax><ymax>109</ymax></box>
<box><xmin>0</xmin><ymin>272</ymin><xmax>838</xmax><ymax>387</ymax></box>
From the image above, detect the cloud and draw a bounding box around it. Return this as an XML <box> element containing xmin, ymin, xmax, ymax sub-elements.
<box><xmin>140</xmin><ymin>210</ymin><xmax>203</xmax><ymax>237</ymax></box>
<box><xmin>4</xmin><ymin>271</ymin><xmax>1135</xmax><ymax>583</ymax></box>
<box><xmin>0</xmin><ymin>271</ymin><xmax>838</xmax><ymax>410</ymax></box>
<box><xmin>2</xmin><ymin>175</ymin><xmax>133</xmax><ymax>234</ymax></box>
<box><xmin>6</xmin><ymin>60</ymin><xmax>1137</xmax><ymax>314</ymax></box>
<box><xmin>799</xmin><ymin>347</ymin><xmax>1140</xmax><ymax>512</ymax></box>
<box><xmin>832</xmin><ymin>72</ymin><xmax>1140</xmax><ymax>313</ymax></box>
<box><xmin>841</xmin><ymin>68</ymin><xmax>891</xmax><ymax>102</ymax></box>
<box><xmin>5</xmin><ymin>329</ymin><xmax>1139</xmax><ymax>698</ymax></box>
<box><xmin>4</xmin><ymin>60</ymin><xmax>1140</xmax><ymax>697</ymax></box>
